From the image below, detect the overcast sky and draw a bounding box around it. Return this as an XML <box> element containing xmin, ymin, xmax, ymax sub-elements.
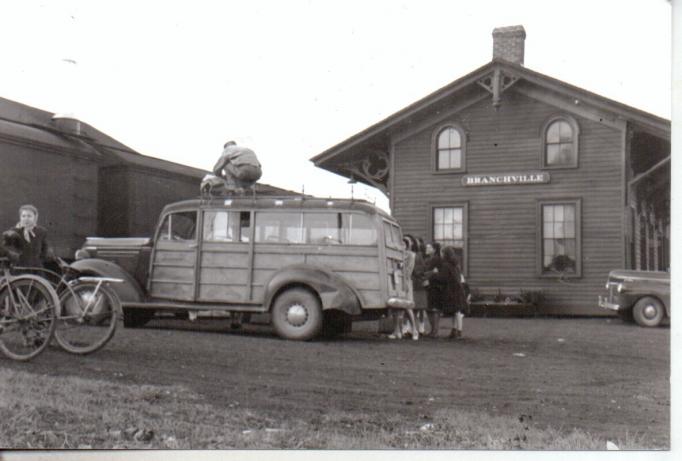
<box><xmin>0</xmin><ymin>0</ymin><xmax>672</xmax><ymax>211</ymax></box>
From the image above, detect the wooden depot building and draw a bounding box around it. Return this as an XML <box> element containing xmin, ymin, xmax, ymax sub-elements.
<box><xmin>311</xmin><ymin>26</ymin><xmax>670</xmax><ymax>315</ymax></box>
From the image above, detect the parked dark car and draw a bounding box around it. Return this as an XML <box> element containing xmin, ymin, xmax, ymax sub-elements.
<box><xmin>598</xmin><ymin>270</ymin><xmax>670</xmax><ymax>327</ymax></box>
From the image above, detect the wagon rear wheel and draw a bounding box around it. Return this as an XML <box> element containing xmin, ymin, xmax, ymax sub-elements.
<box><xmin>632</xmin><ymin>296</ymin><xmax>664</xmax><ymax>327</ymax></box>
<box><xmin>271</xmin><ymin>288</ymin><xmax>322</xmax><ymax>341</ymax></box>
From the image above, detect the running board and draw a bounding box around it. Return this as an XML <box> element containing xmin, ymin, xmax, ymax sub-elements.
<box><xmin>122</xmin><ymin>301</ymin><xmax>268</xmax><ymax>313</ymax></box>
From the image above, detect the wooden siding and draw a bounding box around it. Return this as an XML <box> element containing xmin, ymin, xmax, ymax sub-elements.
<box><xmin>250</xmin><ymin>244</ymin><xmax>383</xmax><ymax>307</ymax></box>
<box><xmin>198</xmin><ymin>243</ymin><xmax>250</xmax><ymax>302</ymax></box>
<box><xmin>149</xmin><ymin>242</ymin><xmax>196</xmax><ymax>300</ymax></box>
<box><xmin>0</xmin><ymin>141</ymin><xmax>98</xmax><ymax>259</ymax></box>
<box><xmin>392</xmin><ymin>90</ymin><xmax>624</xmax><ymax>314</ymax></box>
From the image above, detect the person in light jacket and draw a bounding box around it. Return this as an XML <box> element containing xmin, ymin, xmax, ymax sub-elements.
<box><xmin>388</xmin><ymin>237</ymin><xmax>419</xmax><ymax>340</ymax></box>
<box><xmin>212</xmin><ymin>141</ymin><xmax>262</xmax><ymax>193</ymax></box>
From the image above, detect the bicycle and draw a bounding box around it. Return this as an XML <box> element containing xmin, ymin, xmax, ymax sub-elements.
<box><xmin>0</xmin><ymin>257</ymin><xmax>59</xmax><ymax>361</ymax></box>
<box><xmin>13</xmin><ymin>259</ymin><xmax>123</xmax><ymax>355</ymax></box>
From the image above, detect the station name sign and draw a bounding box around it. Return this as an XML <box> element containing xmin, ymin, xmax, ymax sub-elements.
<box><xmin>462</xmin><ymin>172</ymin><xmax>550</xmax><ymax>187</ymax></box>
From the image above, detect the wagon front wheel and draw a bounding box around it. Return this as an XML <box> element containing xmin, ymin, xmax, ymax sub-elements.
<box><xmin>632</xmin><ymin>296</ymin><xmax>664</xmax><ymax>327</ymax></box>
<box><xmin>271</xmin><ymin>288</ymin><xmax>322</xmax><ymax>341</ymax></box>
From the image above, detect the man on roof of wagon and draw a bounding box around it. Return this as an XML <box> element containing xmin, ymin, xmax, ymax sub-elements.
<box><xmin>209</xmin><ymin>140</ymin><xmax>262</xmax><ymax>194</ymax></box>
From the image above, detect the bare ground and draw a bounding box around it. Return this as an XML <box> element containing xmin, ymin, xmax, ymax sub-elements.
<box><xmin>0</xmin><ymin>315</ymin><xmax>670</xmax><ymax>448</ymax></box>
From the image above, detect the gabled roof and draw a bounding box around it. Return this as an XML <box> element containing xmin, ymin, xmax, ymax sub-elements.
<box><xmin>310</xmin><ymin>60</ymin><xmax>670</xmax><ymax>167</ymax></box>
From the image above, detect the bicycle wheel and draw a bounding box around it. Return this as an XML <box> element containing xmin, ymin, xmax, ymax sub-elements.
<box><xmin>54</xmin><ymin>281</ymin><xmax>119</xmax><ymax>354</ymax></box>
<box><xmin>0</xmin><ymin>275</ymin><xmax>58</xmax><ymax>361</ymax></box>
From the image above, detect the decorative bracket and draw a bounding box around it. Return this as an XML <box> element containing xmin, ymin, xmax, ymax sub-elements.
<box><xmin>476</xmin><ymin>68</ymin><xmax>519</xmax><ymax>109</ymax></box>
<box><xmin>342</xmin><ymin>149</ymin><xmax>390</xmax><ymax>197</ymax></box>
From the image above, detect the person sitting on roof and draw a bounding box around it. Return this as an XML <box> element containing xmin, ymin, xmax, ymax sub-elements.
<box><xmin>211</xmin><ymin>141</ymin><xmax>262</xmax><ymax>194</ymax></box>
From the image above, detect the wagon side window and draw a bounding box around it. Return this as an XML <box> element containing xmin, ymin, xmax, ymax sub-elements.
<box><xmin>343</xmin><ymin>213</ymin><xmax>377</xmax><ymax>246</ymax></box>
<box><xmin>158</xmin><ymin>211</ymin><xmax>197</xmax><ymax>241</ymax></box>
<box><xmin>304</xmin><ymin>212</ymin><xmax>342</xmax><ymax>244</ymax></box>
<box><xmin>255</xmin><ymin>212</ymin><xmax>304</xmax><ymax>243</ymax></box>
<box><xmin>203</xmin><ymin>211</ymin><xmax>250</xmax><ymax>242</ymax></box>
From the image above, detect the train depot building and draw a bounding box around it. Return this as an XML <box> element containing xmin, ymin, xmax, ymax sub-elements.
<box><xmin>311</xmin><ymin>26</ymin><xmax>670</xmax><ymax>315</ymax></box>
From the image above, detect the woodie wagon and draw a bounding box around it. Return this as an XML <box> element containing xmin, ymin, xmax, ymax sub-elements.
<box><xmin>70</xmin><ymin>196</ymin><xmax>413</xmax><ymax>340</ymax></box>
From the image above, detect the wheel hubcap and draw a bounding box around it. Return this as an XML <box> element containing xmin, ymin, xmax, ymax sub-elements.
<box><xmin>286</xmin><ymin>303</ymin><xmax>308</xmax><ymax>327</ymax></box>
<box><xmin>643</xmin><ymin>304</ymin><xmax>658</xmax><ymax>319</ymax></box>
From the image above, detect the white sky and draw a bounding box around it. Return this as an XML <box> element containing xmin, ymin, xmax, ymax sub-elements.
<box><xmin>0</xmin><ymin>0</ymin><xmax>672</xmax><ymax>213</ymax></box>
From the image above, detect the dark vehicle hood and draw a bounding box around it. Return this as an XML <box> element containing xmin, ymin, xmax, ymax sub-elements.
<box><xmin>83</xmin><ymin>237</ymin><xmax>152</xmax><ymax>248</ymax></box>
<box><xmin>609</xmin><ymin>270</ymin><xmax>670</xmax><ymax>283</ymax></box>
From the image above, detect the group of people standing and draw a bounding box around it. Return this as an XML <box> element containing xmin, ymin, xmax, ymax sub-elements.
<box><xmin>389</xmin><ymin>235</ymin><xmax>468</xmax><ymax>341</ymax></box>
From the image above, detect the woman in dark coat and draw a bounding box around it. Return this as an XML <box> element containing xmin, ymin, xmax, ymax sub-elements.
<box><xmin>423</xmin><ymin>242</ymin><xmax>444</xmax><ymax>337</ymax></box>
<box><xmin>439</xmin><ymin>246</ymin><xmax>467</xmax><ymax>339</ymax></box>
<box><xmin>5</xmin><ymin>205</ymin><xmax>52</xmax><ymax>268</ymax></box>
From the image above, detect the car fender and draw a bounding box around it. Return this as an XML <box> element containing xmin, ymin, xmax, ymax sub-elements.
<box><xmin>69</xmin><ymin>258</ymin><xmax>144</xmax><ymax>303</ymax></box>
<box><xmin>263</xmin><ymin>264</ymin><xmax>362</xmax><ymax>316</ymax></box>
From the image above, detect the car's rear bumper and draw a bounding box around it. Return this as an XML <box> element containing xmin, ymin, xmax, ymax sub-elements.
<box><xmin>598</xmin><ymin>296</ymin><xmax>622</xmax><ymax>311</ymax></box>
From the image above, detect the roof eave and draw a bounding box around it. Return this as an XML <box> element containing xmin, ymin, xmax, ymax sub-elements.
<box><xmin>310</xmin><ymin>59</ymin><xmax>671</xmax><ymax>168</ymax></box>
<box><xmin>310</xmin><ymin>60</ymin><xmax>496</xmax><ymax>165</ymax></box>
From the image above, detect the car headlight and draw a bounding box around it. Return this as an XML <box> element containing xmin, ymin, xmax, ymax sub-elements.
<box><xmin>616</xmin><ymin>283</ymin><xmax>625</xmax><ymax>293</ymax></box>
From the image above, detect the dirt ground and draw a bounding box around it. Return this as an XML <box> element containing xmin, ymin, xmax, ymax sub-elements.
<box><xmin>1</xmin><ymin>315</ymin><xmax>670</xmax><ymax>448</ymax></box>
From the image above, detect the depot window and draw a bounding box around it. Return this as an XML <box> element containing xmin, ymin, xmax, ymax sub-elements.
<box><xmin>539</xmin><ymin>199</ymin><xmax>581</xmax><ymax>277</ymax></box>
<box><xmin>432</xmin><ymin>204</ymin><xmax>467</xmax><ymax>273</ymax></box>
<box><xmin>541</xmin><ymin>116</ymin><xmax>579</xmax><ymax>168</ymax></box>
<box><xmin>433</xmin><ymin>124</ymin><xmax>466</xmax><ymax>172</ymax></box>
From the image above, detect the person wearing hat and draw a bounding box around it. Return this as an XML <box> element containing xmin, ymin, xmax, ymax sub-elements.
<box><xmin>211</xmin><ymin>141</ymin><xmax>262</xmax><ymax>194</ymax></box>
<box><xmin>3</xmin><ymin>204</ymin><xmax>53</xmax><ymax>268</ymax></box>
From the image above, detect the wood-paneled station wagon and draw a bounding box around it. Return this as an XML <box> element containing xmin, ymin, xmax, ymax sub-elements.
<box><xmin>70</xmin><ymin>196</ymin><xmax>413</xmax><ymax>340</ymax></box>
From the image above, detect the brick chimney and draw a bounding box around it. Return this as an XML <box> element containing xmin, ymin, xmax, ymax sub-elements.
<box><xmin>492</xmin><ymin>25</ymin><xmax>526</xmax><ymax>65</ymax></box>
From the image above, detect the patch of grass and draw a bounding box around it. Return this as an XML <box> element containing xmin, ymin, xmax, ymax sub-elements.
<box><xmin>0</xmin><ymin>368</ymin><xmax>654</xmax><ymax>449</ymax></box>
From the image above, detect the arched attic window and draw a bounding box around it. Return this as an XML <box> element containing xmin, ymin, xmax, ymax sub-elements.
<box><xmin>434</xmin><ymin>125</ymin><xmax>465</xmax><ymax>172</ymax></box>
<box><xmin>542</xmin><ymin>116</ymin><xmax>580</xmax><ymax>168</ymax></box>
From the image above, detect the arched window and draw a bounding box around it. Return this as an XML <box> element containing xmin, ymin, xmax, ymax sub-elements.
<box><xmin>436</xmin><ymin>126</ymin><xmax>464</xmax><ymax>171</ymax></box>
<box><xmin>543</xmin><ymin>117</ymin><xmax>579</xmax><ymax>168</ymax></box>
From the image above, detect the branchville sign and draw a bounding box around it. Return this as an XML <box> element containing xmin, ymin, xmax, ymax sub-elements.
<box><xmin>462</xmin><ymin>172</ymin><xmax>550</xmax><ymax>186</ymax></box>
